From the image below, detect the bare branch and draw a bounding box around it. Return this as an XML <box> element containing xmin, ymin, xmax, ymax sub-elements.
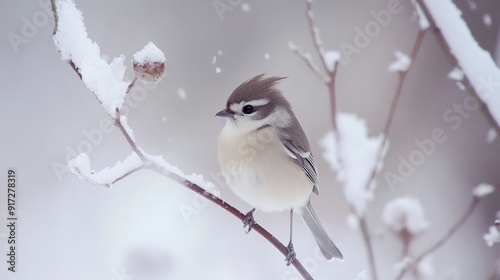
<box><xmin>304</xmin><ymin>0</ymin><xmax>340</xmax><ymax>132</ymax></box>
<box><xmin>395</xmin><ymin>197</ymin><xmax>480</xmax><ymax>280</ymax></box>
<box><xmin>486</xmin><ymin>259</ymin><xmax>500</xmax><ymax>280</ymax></box>
<box><xmin>349</xmin><ymin>21</ymin><xmax>427</xmax><ymax>280</ymax></box>
<box><xmin>359</xmin><ymin>217</ymin><xmax>379</xmax><ymax>280</ymax></box>
<box><xmin>110</xmin><ymin>165</ymin><xmax>145</xmax><ymax>185</ymax></box>
<box><xmin>126</xmin><ymin>77</ymin><xmax>138</xmax><ymax>94</ymax></box>
<box><xmin>304</xmin><ymin>0</ymin><xmax>328</xmax><ymax>74</ymax></box>
<box><xmin>327</xmin><ymin>65</ymin><xmax>338</xmax><ymax>132</ymax></box>
<box><xmin>114</xmin><ymin>109</ymin><xmax>146</xmax><ymax>161</ymax></box>
<box><xmin>291</xmin><ymin>0</ymin><xmax>339</xmax><ymax>131</ymax></box>
<box><xmin>365</xmin><ymin>29</ymin><xmax>427</xmax><ymax>192</ymax></box>
<box><xmin>329</xmin><ymin>14</ymin><xmax>426</xmax><ymax>280</ymax></box>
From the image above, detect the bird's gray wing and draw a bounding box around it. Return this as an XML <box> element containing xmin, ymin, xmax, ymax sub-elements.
<box><xmin>281</xmin><ymin>137</ymin><xmax>319</xmax><ymax>195</ymax></box>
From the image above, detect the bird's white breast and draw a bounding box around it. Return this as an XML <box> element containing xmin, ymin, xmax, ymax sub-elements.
<box><xmin>217</xmin><ymin>122</ymin><xmax>312</xmax><ymax>212</ymax></box>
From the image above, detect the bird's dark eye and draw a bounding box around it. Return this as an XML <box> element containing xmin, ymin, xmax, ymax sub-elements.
<box><xmin>242</xmin><ymin>105</ymin><xmax>254</xmax><ymax>114</ymax></box>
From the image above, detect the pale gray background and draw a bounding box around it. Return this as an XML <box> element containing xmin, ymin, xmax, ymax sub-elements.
<box><xmin>1</xmin><ymin>0</ymin><xmax>500</xmax><ymax>279</ymax></box>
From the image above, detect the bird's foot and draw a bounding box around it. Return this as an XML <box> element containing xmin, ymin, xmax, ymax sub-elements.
<box><xmin>243</xmin><ymin>208</ymin><xmax>256</xmax><ymax>234</ymax></box>
<box><xmin>285</xmin><ymin>241</ymin><xmax>297</xmax><ymax>266</ymax></box>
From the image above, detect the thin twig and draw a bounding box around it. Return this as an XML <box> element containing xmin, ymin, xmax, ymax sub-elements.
<box><xmin>383</xmin><ymin>29</ymin><xmax>426</xmax><ymax>143</ymax></box>
<box><xmin>127</xmin><ymin>77</ymin><xmax>138</xmax><ymax>94</ymax></box>
<box><xmin>51</xmin><ymin>1</ymin><xmax>313</xmax><ymax>279</ymax></box>
<box><xmin>359</xmin><ymin>217</ymin><xmax>378</xmax><ymax>280</ymax></box>
<box><xmin>355</xmin><ymin>33</ymin><xmax>427</xmax><ymax>280</ymax></box>
<box><xmin>291</xmin><ymin>0</ymin><xmax>338</xmax><ymax>131</ymax></box>
<box><xmin>304</xmin><ymin>0</ymin><xmax>327</xmax><ymax>73</ymax></box>
<box><xmin>486</xmin><ymin>259</ymin><xmax>500</xmax><ymax>280</ymax></box>
<box><xmin>365</xmin><ymin>29</ymin><xmax>426</xmax><ymax>192</ymax></box>
<box><xmin>290</xmin><ymin>48</ymin><xmax>329</xmax><ymax>83</ymax></box>
<box><xmin>110</xmin><ymin>165</ymin><xmax>145</xmax><ymax>185</ymax></box>
<box><xmin>327</xmin><ymin>64</ymin><xmax>338</xmax><ymax>133</ymax></box>
<box><xmin>357</xmin><ymin>18</ymin><xmax>427</xmax><ymax>280</ymax></box>
<box><xmin>304</xmin><ymin>0</ymin><xmax>338</xmax><ymax>131</ymax></box>
<box><xmin>114</xmin><ymin>110</ymin><xmax>146</xmax><ymax>161</ymax></box>
<box><xmin>396</xmin><ymin>229</ymin><xmax>413</xmax><ymax>261</ymax></box>
<box><xmin>395</xmin><ymin>197</ymin><xmax>480</xmax><ymax>280</ymax></box>
<box><xmin>351</xmin><ymin>18</ymin><xmax>427</xmax><ymax>280</ymax></box>
<box><xmin>415</xmin><ymin>0</ymin><xmax>500</xmax><ymax>135</ymax></box>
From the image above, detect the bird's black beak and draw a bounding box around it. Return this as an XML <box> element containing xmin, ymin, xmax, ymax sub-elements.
<box><xmin>215</xmin><ymin>108</ymin><xmax>234</xmax><ymax>118</ymax></box>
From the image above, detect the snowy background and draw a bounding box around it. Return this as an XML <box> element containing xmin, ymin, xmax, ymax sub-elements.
<box><xmin>1</xmin><ymin>0</ymin><xmax>500</xmax><ymax>279</ymax></box>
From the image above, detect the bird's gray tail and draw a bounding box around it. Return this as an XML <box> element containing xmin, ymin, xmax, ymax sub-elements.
<box><xmin>299</xmin><ymin>201</ymin><xmax>343</xmax><ymax>261</ymax></box>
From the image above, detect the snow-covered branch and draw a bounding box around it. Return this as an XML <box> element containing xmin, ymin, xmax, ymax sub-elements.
<box><xmin>320</xmin><ymin>114</ymin><xmax>386</xmax><ymax>217</ymax></box>
<box><xmin>383</xmin><ymin>197</ymin><xmax>431</xmax><ymax>277</ymax></box>
<box><xmin>68</xmin><ymin>152</ymin><xmax>144</xmax><ymax>187</ymax></box>
<box><xmin>395</xmin><ymin>184</ymin><xmax>498</xmax><ymax>280</ymax></box>
<box><xmin>363</xmin><ymin>29</ymin><xmax>426</xmax><ymax>195</ymax></box>
<box><xmin>416</xmin><ymin>0</ymin><xmax>500</xmax><ymax>135</ymax></box>
<box><xmin>52</xmin><ymin>0</ymin><xmax>128</xmax><ymax>117</ymax></box>
<box><xmin>50</xmin><ymin>1</ymin><xmax>313</xmax><ymax>279</ymax></box>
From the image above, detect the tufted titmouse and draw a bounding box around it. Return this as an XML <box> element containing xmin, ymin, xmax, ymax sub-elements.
<box><xmin>216</xmin><ymin>74</ymin><xmax>343</xmax><ymax>264</ymax></box>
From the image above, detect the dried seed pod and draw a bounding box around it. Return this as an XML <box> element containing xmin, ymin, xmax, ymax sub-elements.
<box><xmin>133</xmin><ymin>42</ymin><xmax>165</xmax><ymax>83</ymax></box>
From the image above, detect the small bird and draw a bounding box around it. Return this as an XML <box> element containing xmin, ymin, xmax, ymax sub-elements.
<box><xmin>216</xmin><ymin>74</ymin><xmax>343</xmax><ymax>264</ymax></box>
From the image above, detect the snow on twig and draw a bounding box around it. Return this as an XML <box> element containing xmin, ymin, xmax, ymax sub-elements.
<box><xmin>383</xmin><ymin>197</ymin><xmax>429</xmax><ymax>236</ymax></box>
<box><xmin>52</xmin><ymin>0</ymin><xmax>128</xmax><ymax>116</ymax></box>
<box><xmin>387</xmin><ymin>51</ymin><xmax>411</xmax><ymax>73</ymax></box>
<box><xmin>68</xmin><ymin>152</ymin><xmax>143</xmax><ymax>187</ymax></box>
<box><xmin>320</xmin><ymin>113</ymin><xmax>387</xmax><ymax>216</ymax></box>
<box><xmin>472</xmin><ymin>183</ymin><xmax>495</xmax><ymax>198</ymax></box>
<box><xmin>484</xmin><ymin>225</ymin><xmax>500</xmax><ymax>247</ymax></box>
